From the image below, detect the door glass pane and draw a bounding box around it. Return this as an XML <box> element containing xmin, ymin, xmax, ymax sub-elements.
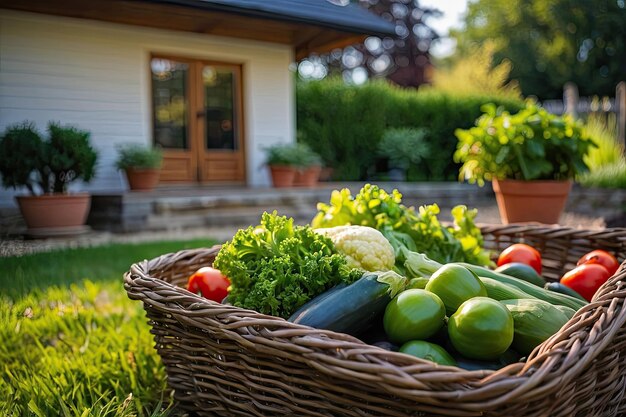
<box><xmin>203</xmin><ymin>66</ymin><xmax>237</xmax><ymax>150</ymax></box>
<box><xmin>151</xmin><ymin>58</ymin><xmax>188</xmax><ymax>149</ymax></box>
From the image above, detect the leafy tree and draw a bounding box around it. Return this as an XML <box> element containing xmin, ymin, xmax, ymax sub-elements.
<box><xmin>451</xmin><ymin>0</ymin><xmax>626</xmax><ymax>99</ymax></box>
<box><xmin>300</xmin><ymin>0</ymin><xmax>440</xmax><ymax>87</ymax></box>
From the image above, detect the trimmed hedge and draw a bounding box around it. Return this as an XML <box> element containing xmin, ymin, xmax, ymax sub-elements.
<box><xmin>296</xmin><ymin>78</ymin><xmax>524</xmax><ymax>181</ymax></box>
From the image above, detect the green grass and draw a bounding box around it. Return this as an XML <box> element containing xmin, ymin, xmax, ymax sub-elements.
<box><xmin>0</xmin><ymin>238</ymin><xmax>217</xmax><ymax>416</ymax></box>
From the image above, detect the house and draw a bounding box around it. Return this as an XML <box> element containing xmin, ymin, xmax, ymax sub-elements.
<box><xmin>0</xmin><ymin>0</ymin><xmax>395</xmax><ymax>207</ymax></box>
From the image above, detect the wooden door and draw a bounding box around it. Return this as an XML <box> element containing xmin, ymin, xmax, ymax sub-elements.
<box><xmin>150</xmin><ymin>56</ymin><xmax>245</xmax><ymax>184</ymax></box>
<box><xmin>196</xmin><ymin>63</ymin><xmax>245</xmax><ymax>182</ymax></box>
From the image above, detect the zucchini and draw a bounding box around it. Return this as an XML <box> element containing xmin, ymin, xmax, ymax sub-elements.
<box><xmin>288</xmin><ymin>271</ymin><xmax>407</xmax><ymax>336</ymax></box>
<box><xmin>289</xmin><ymin>283</ymin><xmax>347</xmax><ymax>319</ymax></box>
<box><xmin>479</xmin><ymin>277</ymin><xmax>537</xmax><ymax>301</ymax></box>
<box><xmin>554</xmin><ymin>305</ymin><xmax>576</xmax><ymax>319</ymax></box>
<box><xmin>500</xmin><ymin>299</ymin><xmax>570</xmax><ymax>355</ymax></box>
<box><xmin>544</xmin><ymin>282</ymin><xmax>587</xmax><ymax>302</ymax></box>
<box><xmin>495</xmin><ymin>262</ymin><xmax>546</xmax><ymax>287</ymax></box>
<box><xmin>457</xmin><ymin>263</ymin><xmax>587</xmax><ymax>311</ymax></box>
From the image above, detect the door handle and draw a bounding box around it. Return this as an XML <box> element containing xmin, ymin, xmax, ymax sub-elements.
<box><xmin>196</xmin><ymin>110</ymin><xmax>206</xmax><ymax>118</ymax></box>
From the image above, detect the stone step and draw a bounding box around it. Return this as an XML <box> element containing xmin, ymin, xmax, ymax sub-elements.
<box><xmin>145</xmin><ymin>204</ymin><xmax>316</xmax><ymax>231</ymax></box>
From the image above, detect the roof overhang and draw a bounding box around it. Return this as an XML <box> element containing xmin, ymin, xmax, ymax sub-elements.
<box><xmin>0</xmin><ymin>0</ymin><xmax>396</xmax><ymax>60</ymax></box>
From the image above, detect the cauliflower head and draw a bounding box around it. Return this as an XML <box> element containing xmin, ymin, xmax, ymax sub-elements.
<box><xmin>314</xmin><ymin>225</ymin><xmax>395</xmax><ymax>272</ymax></box>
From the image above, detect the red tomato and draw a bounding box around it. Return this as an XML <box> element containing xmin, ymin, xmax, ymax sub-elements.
<box><xmin>497</xmin><ymin>243</ymin><xmax>542</xmax><ymax>275</ymax></box>
<box><xmin>187</xmin><ymin>267</ymin><xmax>230</xmax><ymax>302</ymax></box>
<box><xmin>576</xmin><ymin>250</ymin><xmax>620</xmax><ymax>277</ymax></box>
<box><xmin>560</xmin><ymin>264</ymin><xmax>611</xmax><ymax>302</ymax></box>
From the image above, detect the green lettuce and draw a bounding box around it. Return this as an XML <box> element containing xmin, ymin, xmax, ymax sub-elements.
<box><xmin>312</xmin><ymin>184</ymin><xmax>492</xmax><ymax>266</ymax></box>
<box><xmin>214</xmin><ymin>211</ymin><xmax>361</xmax><ymax>319</ymax></box>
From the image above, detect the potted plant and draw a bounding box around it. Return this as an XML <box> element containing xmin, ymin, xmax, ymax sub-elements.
<box><xmin>264</xmin><ymin>143</ymin><xmax>298</xmax><ymax>187</ymax></box>
<box><xmin>292</xmin><ymin>143</ymin><xmax>322</xmax><ymax>187</ymax></box>
<box><xmin>377</xmin><ymin>128</ymin><xmax>431</xmax><ymax>181</ymax></box>
<box><xmin>264</xmin><ymin>143</ymin><xmax>323</xmax><ymax>187</ymax></box>
<box><xmin>115</xmin><ymin>144</ymin><xmax>163</xmax><ymax>191</ymax></box>
<box><xmin>454</xmin><ymin>102</ymin><xmax>596</xmax><ymax>224</ymax></box>
<box><xmin>0</xmin><ymin>121</ymin><xmax>98</xmax><ymax>235</ymax></box>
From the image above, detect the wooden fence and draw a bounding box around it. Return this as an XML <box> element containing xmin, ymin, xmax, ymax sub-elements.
<box><xmin>542</xmin><ymin>82</ymin><xmax>626</xmax><ymax>147</ymax></box>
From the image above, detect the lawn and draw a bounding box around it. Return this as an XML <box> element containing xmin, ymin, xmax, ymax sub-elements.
<box><xmin>0</xmin><ymin>238</ymin><xmax>217</xmax><ymax>416</ymax></box>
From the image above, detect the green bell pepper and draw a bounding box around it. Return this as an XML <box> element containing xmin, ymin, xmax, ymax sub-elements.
<box><xmin>425</xmin><ymin>264</ymin><xmax>487</xmax><ymax>315</ymax></box>
<box><xmin>399</xmin><ymin>340</ymin><xmax>457</xmax><ymax>366</ymax></box>
<box><xmin>448</xmin><ymin>297</ymin><xmax>514</xmax><ymax>360</ymax></box>
<box><xmin>383</xmin><ymin>289</ymin><xmax>446</xmax><ymax>345</ymax></box>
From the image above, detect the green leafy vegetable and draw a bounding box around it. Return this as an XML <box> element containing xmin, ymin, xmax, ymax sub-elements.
<box><xmin>214</xmin><ymin>211</ymin><xmax>361</xmax><ymax>319</ymax></box>
<box><xmin>312</xmin><ymin>184</ymin><xmax>492</xmax><ymax>266</ymax></box>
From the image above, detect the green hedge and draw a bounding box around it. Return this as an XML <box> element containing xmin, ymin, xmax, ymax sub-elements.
<box><xmin>296</xmin><ymin>78</ymin><xmax>524</xmax><ymax>181</ymax></box>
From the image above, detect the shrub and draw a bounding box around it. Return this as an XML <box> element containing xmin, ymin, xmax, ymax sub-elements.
<box><xmin>578</xmin><ymin>112</ymin><xmax>626</xmax><ymax>189</ymax></box>
<box><xmin>296</xmin><ymin>78</ymin><xmax>524</xmax><ymax>181</ymax></box>
<box><xmin>0</xmin><ymin>122</ymin><xmax>45</xmax><ymax>195</ymax></box>
<box><xmin>116</xmin><ymin>144</ymin><xmax>163</xmax><ymax>170</ymax></box>
<box><xmin>0</xmin><ymin>121</ymin><xmax>97</xmax><ymax>195</ymax></box>
<box><xmin>583</xmin><ymin>112</ymin><xmax>624</xmax><ymax>170</ymax></box>
<box><xmin>579</xmin><ymin>161</ymin><xmax>626</xmax><ymax>189</ymax></box>
<box><xmin>377</xmin><ymin>128</ymin><xmax>431</xmax><ymax>180</ymax></box>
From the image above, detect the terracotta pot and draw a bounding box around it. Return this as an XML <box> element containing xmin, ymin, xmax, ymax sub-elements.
<box><xmin>269</xmin><ymin>165</ymin><xmax>296</xmax><ymax>188</ymax></box>
<box><xmin>293</xmin><ymin>166</ymin><xmax>322</xmax><ymax>187</ymax></box>
<box><xmin>16</xmin><ymin>193</ymin><xmax>91</xmax><ymax>233</ymax></box>
<box><xmin>125</xmin><ymin>167</ymin><xmax>161</xmax><ymax>191</ymax></box>
<box><xmin>492</xmin><ymin>179</ymin><xmax>573</xmax><ymax>224</ymax></box>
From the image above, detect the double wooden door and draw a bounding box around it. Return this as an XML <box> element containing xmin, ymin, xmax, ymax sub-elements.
<box><xmin>150</xmin><ymin>56</ymin><xmax>245</xmax><ymax>183</ymax></box>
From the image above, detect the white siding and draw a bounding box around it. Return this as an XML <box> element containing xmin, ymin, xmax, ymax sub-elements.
<box><xmin>0</xmin><ymin>10</ymin><xmax>295</xmax><ymax>207</ymax></box>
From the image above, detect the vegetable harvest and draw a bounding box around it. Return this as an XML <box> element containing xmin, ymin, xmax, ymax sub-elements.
<box><xmin>206</xmin><ymin>184</ymin><xmax>621</xmax><ymax>372</ymax></box>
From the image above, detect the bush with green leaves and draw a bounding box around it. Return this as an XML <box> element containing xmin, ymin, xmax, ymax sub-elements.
<box><xmin>578</xmin><ymin>112</ymin><xmax>626</xmax><ymax>189</ymax></box>
<box><xmin>0</xmin><ymin>121</ymin><xmax>97</xmax><ymax>194</ymax></box>
<box><xmin>582</xmin><ymin>113</ymin><xmax>624</xmax><ymax>170</ymax></box>
<box><xmin>296</xmin><ymin>78</ymin><xmax>524</xmax><ymax>181</ymax></box>
<box><xmin>579</xmin><ymin>161</ymin><xmax>626</xmax><ymax>189</ymax></box>
<box><xmin>264</xmin><ymin>142</ymin><xmax>321</xmax><ymax>168</ymax></box>
<box><xmin>377</xmin><ymin>128</ymin><xmax>431</xmax><ymax>180</ymax></box>
<box><xmin>454</xmin><ymin>102</ymin><xmax>596</xmax><ymax>185</ymax></box>
<box><xmin>115</xmin><ymin>144</ymin><xmax>163</xmax><ymax>170</ymax></box>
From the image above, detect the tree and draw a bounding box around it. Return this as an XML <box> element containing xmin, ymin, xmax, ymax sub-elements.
<box><xmin>299</xmin><ymin>0</ymin><xmax>440</xmax><ymax>87</ymax></box>
<box><xmin>431</xmin><ymin>41</ymin><xmax>521</xmax><ymax>99</ymax></box>
<box><xmin>451</xmin><ymin>0</ymin><xmax>626</xmax><ymax>99</ymax></box>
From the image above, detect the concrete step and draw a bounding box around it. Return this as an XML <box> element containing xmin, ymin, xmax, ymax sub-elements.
<box><xmin>87</xmin><ymin>182</ymin><xmax>498</xmax><ymax>233</ymax></box>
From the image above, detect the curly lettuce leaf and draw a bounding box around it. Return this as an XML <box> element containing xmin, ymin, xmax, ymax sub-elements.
<box><xmin>214</xmin><ymin>211</ymin><xmax>361</xmax><ymax>318</ymax></box>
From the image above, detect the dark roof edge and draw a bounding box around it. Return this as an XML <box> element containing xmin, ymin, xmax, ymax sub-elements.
<box><xmin>148</xmin><ymin>0</ymin><xmax>397</xmax><ymax>37</ymax></box>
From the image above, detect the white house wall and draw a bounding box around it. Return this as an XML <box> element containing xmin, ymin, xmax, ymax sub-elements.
<box><xmin>0</xmin><ymin>10</ymin><xmax>295</xmax><ymax>207</ymax></box>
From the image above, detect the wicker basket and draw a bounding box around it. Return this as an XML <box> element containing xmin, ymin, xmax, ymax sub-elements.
<box><xmin>124</xmin><ymin>224</ymin><xmax>626</xmax><ymax>417</ymax></box>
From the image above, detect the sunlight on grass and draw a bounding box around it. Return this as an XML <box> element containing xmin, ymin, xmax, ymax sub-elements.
<box><xmin>0</xmin><ymin>239</ymin><xmax>217</xmax><ymax>416</ymax></box>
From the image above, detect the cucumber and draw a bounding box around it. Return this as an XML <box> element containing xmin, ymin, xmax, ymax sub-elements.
<box><xmin>544</xmin><ymin>282</ymin><xmax>587</xmax><ymax>302</ymax></box>
<box><xmin>500</xmin><ymin>299</ymin><xmax>570</xmax><ymax>355</ymax></box>
<box><xmin>554</xmin><ymin>305</ymin><xmax>576</xmax><ymax>319</ymax></box>
<box><xmin>457</xmin><ymin>263</ymin><xmax>587</xmax><ymax>311</ymax></box>
<box><xmin>495</xmin><ymin>262</ymin><xmax>546</xmax><ymax>287</ymax></box>
<box><xmin>288</xmin><ymin>271</ymin><xmax>407</xmax><ymax>336</ymax></box>
<box><xmin>479</xmin><ymin>277</ymin><xmax>538</xmax><ymax>301</ymax></box>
